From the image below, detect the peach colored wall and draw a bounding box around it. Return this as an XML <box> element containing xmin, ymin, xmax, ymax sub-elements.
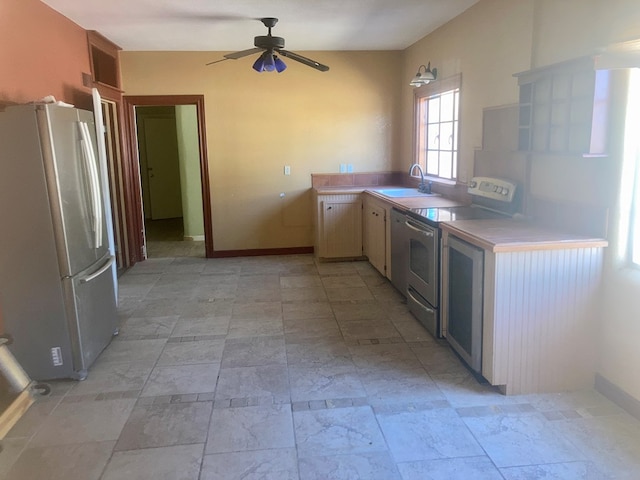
<box><xmin>120</xmin><ymin>50</ymin><xmax>402</xmax><ymax>251</ymax></box>
<box><xmin>0</xmin><ymin>0</ymin><xmax>90</xmax><ymax>106</ymax></box>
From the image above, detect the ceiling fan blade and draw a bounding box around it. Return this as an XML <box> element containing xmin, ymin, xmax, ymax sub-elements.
<box><xmin>205</xmin><ymin>58</ymin><xmax>230</xmax><ymax>66</ymax></box>
<box><xmin>224</xmin><ymin>48</ymin><xmax>263</xmax><ymax>60</ymax></box>
<box><xmin>277</xmin><ymin>50</ymin><xmax>330</xmax><ymax>72</ymax></box>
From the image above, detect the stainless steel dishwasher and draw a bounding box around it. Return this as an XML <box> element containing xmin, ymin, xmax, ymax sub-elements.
<box><xmin>390</xmin><ymin>208</ymin><xmax>409</xmax><ymax>296</ymax></box>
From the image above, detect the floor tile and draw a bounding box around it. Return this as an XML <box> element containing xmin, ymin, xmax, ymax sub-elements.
<box><xmin>141</xmin><ymin>363</ymin><xmax>220</xmax><ymax>397</ymax></box>
<box><xmin>226</xmin><ymin>318</ymin><xmax>284</xmax><ymax>338</ymax></box>
<box><xmin>289</xmin><ymin>365</ymin><xmax>366</xmax><ymax>402</ymax></box>
<box><xmin>280</xmin><ymin>275</ymin><xmax>323</xmax><ymax>289</ymax></box>
<box><xmin>284</xmin><ymin>317</ymin><xmax>343</xmax><ymax>344</ymax></box>
<box><xmin>293</xmin><ymin>406</ymin><xmax>387</xmax><ymax>458</ymax></box>
<box><xmin>133</xmin><ymin>297</ymin><xmax>190</xmax><ymax>317</ymax></box>
<box><xmin>286</xmin><ymin>339</ymin><xmax>354</xmax><ymax>368</ymax></box>
<box><xmin>215</xmin><ymin>365</ymin><xmax>290</xmax><ymax>402</ymax></box>
<box><xmin>326</xmin><ymin>286</ymin><xmax>374</xmax><ymax>302</ymax></box>
<box><xmin>170</xmin><ymin>317</ymin><xmax>230</xmax><ymax>337</ymax></box>
<box><xmin>157</xmin><ymin>338</ymin><xmax>225</xmax><ymax>366</ymax></box>
<box><xmin>29</xmin><ymin>398</ymin><xmax>136</xmax><ymax>447</ymax></box>
<box><xmin>434</xmin><ymin>372</ymin><xmax>519</xmax><ymax>408</ymax></box>
<box><xmin>97</xmin><ymin>338</ymin><xmax>166</xmax><ymax>365</ymax></box>
<box><xmin>119</xmin><ymin>315</ymin><xmax>178</xmax><ymax>337</ymax></box>
<box><xmin>281</xmin><ymin>287</ymin><xmax>328</xmax><ymax>302</ymax></box>
<box><xmin>331</xmin><ymin>302</ymin><xmax>389</xmax><ymax>322</ymax></box>
<box><xmin>321</xmin><ymin>275</ymin><xmax>366</xmax><ymax>289</ymax></box>
<box><xmin>0</xmin><ymin>437</ymin><xmax>29</xmax><ymax>479</ymax></box>
<box><xmin>282</xmin><ymin>302</ymin><xmax>334</xmax><ymax>320</ymax></box>
<box><xmin>69</xmin><ymin>362</ymin><xmax>153</xmax><ymax>395</ymax></box>
<box><xmin>231</xmin><ymin>301</ymin><xmax>283</xmax><ymax>320</ymax></box>
<box><xmin>358</xmin><ymin>367</ymin><xmax>445</xmax><ymax>405</ymax></box>
<box><xmin>298</xmin><ymin>452</ymin><xmax>401</xmax><ymax>480</ymax></box>
<box><xmin>200</xmin><ymin>448</ymin><xmax>299</xmax><ymax>480</ymax></box>
<box><xmin>103</xmin><ymin>444</ymin><xmax>203</xmax><ymax>480</ymax></box>
<box><xmin>5</xmin><ymin>396</ymin><xmax>61</xmax><ymax>439</ymax></box>
<box><xmin>221</xmin><ymin>336</ymin><xmax>287</xmax><ymax>368</ymax></box>
<box><xmin>115</xmin><ymin>401</ymin><xmax>212</xmax><ymax>451</ymax></box>
<box><xmin>500</xmin><ymin>460</ymin><xmax>611</xmax><ymax>480</ymax></box>
<box><xmin>462</xmin><ymin>412</ymin><xmax>585</xmax><ymax>468</ymax></box>
<box><xmin>179</xmin><ymin>298</ymin><xmax>234</xmax><ymax>318</ymax></box>
<box><xmin>338</xmin><ymin>319</ymin><xmax>400</xmax><ymax>340</ymax></box>
<box><xmin>552</xmin><ymin>414</ymin><xmax>640</xmax><ymax>478</ymax></box>
<box><xmin>206</xmin><ymin>404</ymin><xmax>295</xmax><ymax>454</ymax></box>
<box><xmin>376</xmin><ymin>406</ymin><xmax>483</xmax><ymax>463</ymax></box>
<box><xmin>4</xmin><ymin>441</ymin><xmax>115</xmax><ymax>480</ymax></box>
<box><xmin>397</xmin><ymin>456</ymin><xmax>504</xmax><ymax>480</ymax></box>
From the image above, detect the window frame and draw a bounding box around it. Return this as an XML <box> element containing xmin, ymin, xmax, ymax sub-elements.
<box><xmin>413</xmin><ymin>74</ymin><xmax>462</xmax><ymax>182</ymax></box>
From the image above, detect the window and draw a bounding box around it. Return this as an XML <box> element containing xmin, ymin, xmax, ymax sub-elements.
<box><xmin>414</xmin><ymin>75</ymin><xmax>461</xmax><ymax>181</ymax></box>
<box><xmin>621</xmin><ymin>68</ymin><xmax>640</xmax><ymax>266</ymax></box>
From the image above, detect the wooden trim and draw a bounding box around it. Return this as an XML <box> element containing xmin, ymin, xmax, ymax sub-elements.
<box><xmin>0</xmin><ymin>390</ymin><xmax>34</xmax><ymax>439</ymax></box>
<box><xmin>123</xmin><ymin>95</ymin><xmax>214</xmax><ymax>261</ymax></box>
<box><xmin>87</xmin><ymin>31</ymin><xmax>122</xmax><ymax>91</ymax></box>
<box><xmin>212</xmin><ymin>246</ymin><xmax>314</xmax><ymax>258</ymax></box>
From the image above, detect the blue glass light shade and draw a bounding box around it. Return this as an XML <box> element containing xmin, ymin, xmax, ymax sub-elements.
<box><xmin>252</xmin><ymin>51</ymin><xmax>287</xmax><ymax>73</ymax></box>
<box><xmin>274</xmin><ymin>55</ymin><xmax>287</xmax><ymax>72</ymax></box>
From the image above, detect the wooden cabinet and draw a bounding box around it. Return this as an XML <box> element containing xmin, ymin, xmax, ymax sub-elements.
<box><xmin>363</xmin><ymin>198</ymin><xmax>386</xmax><ymax>275</ymax></box>
<box><xmin>515</xmin><ymin>56</ymin><xmax>609</xmax><ymax>155</ymax></box>
<box><xmin>314</xmin><ymin>193</ymin><xmax>363</xmax><ymax>259</ymax></box>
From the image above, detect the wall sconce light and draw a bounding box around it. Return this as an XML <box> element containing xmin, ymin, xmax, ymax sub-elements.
<box><xmin>410</xmin><ymin>62</ymin><xmax>438</xmax><ymax>87</ymax></box>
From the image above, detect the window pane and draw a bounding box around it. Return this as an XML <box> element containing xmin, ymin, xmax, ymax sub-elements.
<box><xmin>427</xmin><ymin>151</ymin><xmax>439</xmax><ymax>175</ymax></box>
<box><xmin>428</xmin><ymin>96</ymin><xmax>440</xmax><ymax>124</ymax></box>
<box><xmin>440</xmin><ymin>92</ymin><xmax>455</xmax><ymax>122</ymax></box>
<box><xmin>428</xmin><ymin>124</ymin><xmax>440</xmax><ymax>150</ymax></box>
<box><xmin>413</xmin><ymin>81</ymin><xmax>461</xmax><ymax>182</ymax></box>
<box><xmin>440</xmin><ymin>121</ymin><xmax>454</xmax><ymax>151</ymax></box>
<box><xmin>439</xmin><ymin>151</ymin><xmax>453</xmax><ymax>179</ymax></box>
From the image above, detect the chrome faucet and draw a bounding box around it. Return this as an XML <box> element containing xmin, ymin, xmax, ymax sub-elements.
<box><xmin>409</xmin><ymin>163</ymin><xmax>431</xmax><ymax>194</ymax></box>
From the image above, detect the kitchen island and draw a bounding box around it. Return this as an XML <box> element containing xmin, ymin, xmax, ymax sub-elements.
<box><xmin>440</xmin><ymin>219</ymin><xmax>608</xmax><ymax>395</ymax></box>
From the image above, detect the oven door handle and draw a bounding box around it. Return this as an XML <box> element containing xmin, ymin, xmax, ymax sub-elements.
<box><xmin>407</xmin><ymin>287</ymin><xmax>435</xmax><ymax>314</ymax></box>
<box><xmin>405</xmin><ymin>220</ymin><xmax>434</xmax><ymax>237</ymax></box>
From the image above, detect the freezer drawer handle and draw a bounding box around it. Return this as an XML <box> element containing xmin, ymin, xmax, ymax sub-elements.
<box><xmin>405</xmin><ymin>220</ymin><xmax>434</xmax><ymax>237</ymax></box>
<box><xmin>407</xmin><ymin>287</ymin><xmax>435</xmax><ymax>314</ymax></box>
<box><xmin>80</xmin><ymin>256</ymin><xmax>115</xmax><ymax>284</ymax></box>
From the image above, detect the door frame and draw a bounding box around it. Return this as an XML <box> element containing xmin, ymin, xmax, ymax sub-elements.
<box><xmin>123</xmin><ymin>95</ymin><xmax>213</xmax><ymax>261</ymax></box>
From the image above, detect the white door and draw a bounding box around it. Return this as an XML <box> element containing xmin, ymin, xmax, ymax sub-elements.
<box><xmin>143</xmin><ymin>117</ymin><xmax>183</xmax><ymax>219</ymax></box>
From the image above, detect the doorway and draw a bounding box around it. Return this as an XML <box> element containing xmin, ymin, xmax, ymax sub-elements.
<box><xmin>123</xmin><ymin>95</ymin><xmax>213</xmax><ymax>261</ymax></box>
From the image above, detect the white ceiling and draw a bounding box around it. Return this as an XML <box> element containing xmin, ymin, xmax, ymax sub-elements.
<box><xmin>41</xmin><ymin>0</ymin><xmax>479</xmax><ymax>52</ymax></box>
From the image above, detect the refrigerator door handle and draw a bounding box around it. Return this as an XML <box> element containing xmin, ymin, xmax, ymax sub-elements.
<box><xmin>79</xmin><ymin>256</ymin><xmax>115</xmax><ymax>284</ymax></box>
<box><xmin>78</xmin><ymin>122</ymin><xmax>103</xmax><ymax>249</ymax></box>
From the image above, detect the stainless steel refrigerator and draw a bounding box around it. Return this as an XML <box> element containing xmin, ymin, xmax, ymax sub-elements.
<box><xmin>0</xmin><ymin>103</ymin><xmax>118</xmax><ymax>381</ymax></box>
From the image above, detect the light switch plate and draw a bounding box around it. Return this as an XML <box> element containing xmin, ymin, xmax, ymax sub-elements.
<box><xmin>284</xmin><ymin>165</ymin><xmax>291</xmax><ymax>175</ymax></box>
<box><xmin>347</xmin><ymin>164</ymin><xmax>353</xmax><ymax>173</ymax></box>
<box><xmin>339</xmin><ymin>164</ymin><xmax>347</xmax><ymax>173</ymax></box>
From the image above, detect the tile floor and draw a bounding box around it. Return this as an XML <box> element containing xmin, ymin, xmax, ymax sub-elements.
<box><xmin>2</xmin><ymin>254</ymin><xmax>640</xmax><ymax>479</ymax></box>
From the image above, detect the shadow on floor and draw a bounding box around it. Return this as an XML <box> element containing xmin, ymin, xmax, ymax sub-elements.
<box><xmin>144</xmin><ymin>217</ymin><xmax>205</xmax><ymax>258</ymax></box>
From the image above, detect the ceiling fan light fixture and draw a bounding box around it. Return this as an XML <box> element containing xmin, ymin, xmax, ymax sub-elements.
<box><xmin>410</xmin><ymin>62</ymin><xmax>438</xmax><ymax>87</ymax></box>
<box><xmin>252</xmin><ymin>53</ymin><xmax>266</xmax><ymax>72</ymax></box>
<box><xmin>274</xmin><ymin>55</ymin><xmax>287</xmax><ymax>73</ymax></box>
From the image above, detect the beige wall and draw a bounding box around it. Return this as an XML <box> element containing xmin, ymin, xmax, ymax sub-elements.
<box><xmin>121</xmin><ymin>51</ymin><xmax>401</xmax><ymax>251</ymax></box>
<box><xmin>403</xmin><ymin>0</ymin><xmax>640</xmax><ymax>402</ymax></box>
<box><xmin>399</xmin><ymin>0</ymin><xmax>534</xmax><ymax>181</ymax></box>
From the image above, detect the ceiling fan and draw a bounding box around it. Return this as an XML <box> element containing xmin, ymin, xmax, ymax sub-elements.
<box><xmin>207</xmin><ymin>17</ymin><xmax>329</xmax><ymax>73</ymax></box>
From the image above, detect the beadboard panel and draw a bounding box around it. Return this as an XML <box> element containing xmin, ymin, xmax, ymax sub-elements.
<box><xmin>483</xmin><ymin>247</ymin><xmax>604</xmax><ymax>394</ymax></box>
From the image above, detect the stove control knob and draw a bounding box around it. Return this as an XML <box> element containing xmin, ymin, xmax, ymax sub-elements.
<box><xmin>502</xmin><ymin>188</ymin><xmax>509</xmax><ymax>196</ymax></box>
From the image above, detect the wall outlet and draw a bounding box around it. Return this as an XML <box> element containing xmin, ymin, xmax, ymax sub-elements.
<box><xmin>347</xmin><ymin>164</ymin><xmax>353</xmax><ymax>173</ymax></box>
<box><xmin>284</xmin><ymin>165</ymin><xmax>291</xmax><ymax>176</ymax></box>
<box><xmin>339</xmin><ymin>164</ymin><xmax>347</xmax><ymax>173</ymax></box>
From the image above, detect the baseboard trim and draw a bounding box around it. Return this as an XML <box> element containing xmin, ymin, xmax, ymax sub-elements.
<box><xmin>183</xmin><ymin>235</ymin><xmax>205</xmax><ymax>241</ymax></box>
<box><xmin>595</xmin><ymin>373</ymin><xmax>640</xmax><ymax>420</ymax></box>
<box><xmin>210</xmin><ymin>246</ymin><xmax>314</xmax><ymax>258</ymax></box>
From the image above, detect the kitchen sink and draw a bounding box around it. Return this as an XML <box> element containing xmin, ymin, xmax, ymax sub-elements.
<box><xmin>373</xmin><ymin>188</ymin><xmax>439</xmax><ymax>198</ymax></box>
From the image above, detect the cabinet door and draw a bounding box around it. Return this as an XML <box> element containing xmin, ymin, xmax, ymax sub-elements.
<box><xmin>364</xmin><ymin>203</ymin><xmax>386</xmax><ymax>275</ymax></box>
<box><xmin>321</xmin><ymin>199</ymin><xmax>363</xmax><ymax>258</ymax></box>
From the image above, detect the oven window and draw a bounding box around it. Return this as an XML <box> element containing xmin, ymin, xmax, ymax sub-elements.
<box><xmin>409</xmin><ymin>238</ymin><xmax>431</xmax><ymax>284</ymax></box>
